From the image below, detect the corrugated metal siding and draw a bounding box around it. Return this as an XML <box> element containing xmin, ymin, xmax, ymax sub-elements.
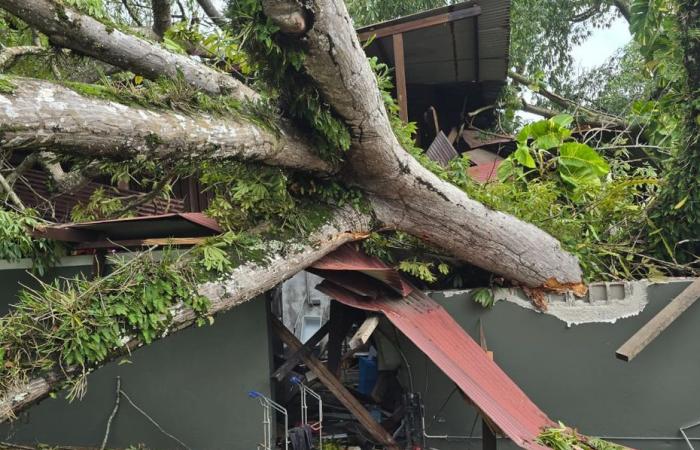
<box><xmin>310</xmin><ymin>245</ymin><xmax>555</xmax><ymax>449</ymax></box>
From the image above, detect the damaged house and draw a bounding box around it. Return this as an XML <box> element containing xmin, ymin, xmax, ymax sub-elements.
<box><xmin>0</xmin><ymin>1</ymin><xmax>699</xmax><ymax>450</ymax></box>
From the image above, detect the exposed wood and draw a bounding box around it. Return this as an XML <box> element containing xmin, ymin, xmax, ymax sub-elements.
<box><xmin>271</xmin><ymin>320</ymin><xmax>330</xmax><ymax>382</ymax></box>
<box><xmin>262</xmin><ymin>0</ymin><xmax>308</xmax><ymax>35</ymax></box>
<box><xmin>270</xmin><ymin>316</ymin><xmax>398</xmax><ymax>449</ymax></box>
<box><xmin>357</xmin><ymin>5</ymin><xmax>481</xmax><ymax>41</ymax></box>
<box><xmin>0</xmin><ymin>0</ymin><xmax>254</xmax><ymax>99</ymax></box>
<box><xmin>298</xmin><ymin>0</ymin><xmax>584</xmax><ymax>288</ymax></box>
<box><xmin>348</xmin><ymin>315</ymin><xmax>380</xmax><ymax>350</ymax></box>
<box><xmin>0</xmin><ymin>78</ymin><xmax>334</xmax><ymax>174</ymax></box>
<box><xmin>1</xmin><ymin>207</ymin><xmax>372</xmax><ymax>421</ymax></box>
<box><xmin>392</xmin><ymin>33</ymin><xmax>408</xmax><ymax>123</ymax></box>
<box><xmin>616</xmin><ymin>278</ymin><xmax>700</xmax><ymax>362</ymax></box>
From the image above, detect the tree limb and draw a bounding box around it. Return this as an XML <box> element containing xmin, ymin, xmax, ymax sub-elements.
<box><xmin>0</xmin><ymin>206</ymin><xmax>371</xmax><ymax>421</ymax></box>
<box><xmin>272</xmin><ymin>0</ymin><xmax>585</xmax><ymax>288</ymax></box>
<box><xmin>0</xmin><ymin>0</ymin><xmax>254</xmax><ymax>100</ymax></box>
<box><xmin>0</xmin><ymin>171</ymin><xmax>24</xmax><ymax>210</ymax></box>
<box><xmin>612</xmin><ymin>0</ymin><xmax>631</xmax><ymax>23</ymax></box>
<box><xmin>0</xmin><ymin>46</ymin><xmax>45</xmax><ymax>70</ymax></box>
<box><xmin>120</xmin><ymin>0</ymin><xmax>143</xmax><ymax>26</ymax></box>
<box><xmin>194</xmin><ymin>0</ymin><xmax>227</xmax><ymax>28</ymax></box>
<box><xmin>509</xmin><ymin>70</ymin><xmax>629</xmax><ymax>128</ymax></box>
<box><xmin>0</xmin><ymin>78</ymin><xmax>334</xmax><ymax>174</ymax></box>
<box><xmin>150</xmin><ymin>0</ymin><xmax>172</xmax><ymax>39</ymax></box>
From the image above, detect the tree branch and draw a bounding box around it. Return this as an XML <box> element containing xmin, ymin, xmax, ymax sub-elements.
<box><xmin>612</xmin><ymin>0</ymin><xmax>631</xmax><ymax>23</ymax></box>
<box><xmin>0</xmin><ymin>46</ymin><xmax>45</xmax><ymax>70</ymax></box>
<box><xmin>194</xmin><ymin>0</ymin><xmax>227</xmax><ymax>28</ymax></box>
<box><xmin>509</xmin><ymin>70</ymin><xmax>629</xmax><ymax>128</ymax></box>
<box><xmin>0</xmin><ymin>171</ymin><xmax>24</xmax><ymax>210</ymax></box>
<box><xmin>120</xmin><ymin>0</ymin><xmax>143</xmax><ymax>26</ymax></box>
<box><xmin>0</xmin><ymin>78</ymin><xmax>334</xmax><ymax>174</ymax></box>
<box><xmin>150</xmin><ymin>0</ymin><xmax>171</xmax><ymax>39</ymax></box>
<box><xmin>0</xmin><ymin>0</ymin><xmax>254</xmax><ymax>100</ymax></box>
<box><xmin>0</xmin><ymin>206</ymin><xmax>371</xmax><ymax>421</ymax></box>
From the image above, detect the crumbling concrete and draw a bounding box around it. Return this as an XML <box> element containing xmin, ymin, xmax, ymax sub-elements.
<box><xmin>438</xmin><ymin>280</ymin><xmax>700</xmax><ymax>326</ymax></box>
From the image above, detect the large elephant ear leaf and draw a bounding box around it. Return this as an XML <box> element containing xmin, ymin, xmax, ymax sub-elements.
<box><xmin>558</xmin><ymin>142</ymin><xmax>610</xmax><ymax>186</ymax></box>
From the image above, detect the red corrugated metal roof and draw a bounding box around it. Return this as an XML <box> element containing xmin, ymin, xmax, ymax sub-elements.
<box><xmin>311</xmin><ymin>245</ymin><xmax>554</xmax><ymax>449</ymax></box>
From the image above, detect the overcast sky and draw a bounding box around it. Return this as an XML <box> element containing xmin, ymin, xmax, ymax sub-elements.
<box><xmin>572</xmin><ymin>17</ymin><xmax>631</xmax><ymax>69</ymax></box>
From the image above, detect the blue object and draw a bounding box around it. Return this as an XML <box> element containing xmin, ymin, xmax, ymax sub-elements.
<box><xmin>248</xmin><ymin>391</ymin><xmax>263</xmax><ymax>399</ymax></box>
<box><xmin>290</xmin><ymin>375</ymin><xmax>302</xmax><ymax>385</ymax></box>
<box><xmin>358</xmin><ymin>356</ymin><xmax>378</xmax><ymax>395</ymax></box>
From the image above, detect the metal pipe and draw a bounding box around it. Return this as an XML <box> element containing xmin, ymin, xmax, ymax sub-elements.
<box><xmin>249</xmin><ymin>391</ymin><xmax>289</xmax><ymax>450</ymax></box>
<box><xmin>291</xmin><ymin>376</ymin><xmax>323</xmax><ymax>449</ymax></box>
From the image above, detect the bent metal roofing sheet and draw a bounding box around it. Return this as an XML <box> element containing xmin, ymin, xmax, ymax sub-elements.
<box><xmin>311</xmin><ymin>245</ymin><xmax>553</xmax><ymax>449</ymax></box>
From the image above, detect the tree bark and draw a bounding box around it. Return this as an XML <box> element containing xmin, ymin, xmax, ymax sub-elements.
<box><xmin>150</xmin><ymin>0</ymin><xmax>172</xmax><ymax>39</ymax></box>
<box><xmin>268</xmin><ymin>0</ymin><xmax>584</xmax><ymax>287</ymax></box>
<box><xmin>0</xmin><ymin>0</ymin><xmax>254</xmax><ymax>100</ymax></box>
<box><xmin>0</xmin><ymin>46</ymin><xmax>45</xmax><ymax>70</ymax></box>
<box><xmin>195</xmin><ymin>0</ymin><xmax>227</xmax><ymax>28</ymax></box>
<box><xmin>2</xmin><ymin>0</ymin><xmax>585</xmax><ymax>287</ymax></box>
<box><xmin>0</xmin><ymin>78</ymin><xmax>334</xmax><ymax>174</ymax></box>
<box><xmin>0</xmin><ymin>207</ymin><xmax>371</xmax><ymax>421</ymax></box>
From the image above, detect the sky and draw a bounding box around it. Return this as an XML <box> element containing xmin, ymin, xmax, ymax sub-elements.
<box><xmin>572</xmin><ymin>17</ymin><xmax>632</xmax><ymax>70</ymax></box>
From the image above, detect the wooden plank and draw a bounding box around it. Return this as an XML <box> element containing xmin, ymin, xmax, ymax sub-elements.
<box><xmin>270</xmin><ymin>316</ymin><xmax>399</xmax><ymax>449</ymax></box>
<box><xmin>616</xmin><ymin>278</ymin><xmax>700</xmax><ymax>361</ymax></box>
<box><xmin>392</xmin><ymin>33</ymin><xmax>409</xmax><ymax>123</ymax></box>
<box><xmin>357</xmin><ymin>5</ymin><xmax>481</xmax><ymax>41</ymax></box>
<box><xmin>271</xmin><ymin>320</ymin><xmax>330</xmax><ymax>382</ymax></box>
<box><xmin>74</xmin><ymin>237</ymin><xmax>208</xmax><ymax>249</ymax></box>
<box><xmin>348</xmin><ymin>315</ymin><xmax>380</xmax><ymax>350</ymax></box>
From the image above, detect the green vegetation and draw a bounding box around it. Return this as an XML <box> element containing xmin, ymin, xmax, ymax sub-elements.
<box><xmin>538</xmin><ymin>423</ymin><xmax>623</xmax><ymax>450</ymax></box>
<box><xmin>0</xmin><ymin>210</ymin><xmax>62</xmax><ymax>276</ymax></box>
<box><xmin>0</xmin><ymin>251</ymin><xmax>210</xmax><ymax>403</ymax></box>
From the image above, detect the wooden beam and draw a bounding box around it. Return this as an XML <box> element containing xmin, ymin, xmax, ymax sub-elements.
<box><xmin>392</xmin><ymin>33</ymin><xmax>408</xmax><ymax>123</ymax></box>
<box><xmin>74</xmin><ymin>237</ymin><xmax>208</xmax><ymax>249</ymax></box>
<box><xmin>270</xmin><ymin>316</ymin><xmax>399</xmax><ymax>449</ymax></box>
<box><xmin>357</xmin><ymin>5</ymin><xmax>481</xmax><ymax>41</ymax></box>
<box><xmin>271</xmin><ymin>320</ymin><xmax>330</xmax><ymax>382</ymax></box>
<box><xmin>348</xmin><ymin>315</ymin><xmax>380</xmax><ymax>350</ymax></box>
<box><xmin>616</xmin><ymin>278</ymin><xmax>700</xmax><ymax>362</ymax></box>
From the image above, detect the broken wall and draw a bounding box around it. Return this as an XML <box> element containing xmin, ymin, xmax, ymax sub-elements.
<box><xmin>386</xmin><ymin>279</ymin><xmax>699</xmax><ymax>449</ymax></box>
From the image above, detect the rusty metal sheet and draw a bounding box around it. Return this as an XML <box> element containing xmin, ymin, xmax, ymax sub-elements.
<box><xmin>468</xmin><ymin>160</ymin><xmax>502</xmax><ymax>183</ymax></box>
<box><xmin>310</xmin><ymin>245</ymin><xmax>554</xmax><ymax>449</ymax></box>
<box><xmin>317</xmin><ymin>280</ymin><xmax>553</xmax><ymax>449</ymax></box>
<box><xmin>311</xmin><ymin>244</ymin><xmax>412</xmax><ymax>296</ymax></box>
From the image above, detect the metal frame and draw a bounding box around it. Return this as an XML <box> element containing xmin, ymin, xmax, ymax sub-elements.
<box><xmin>249</xmin><ymin>391</ymin><xmax>289</xmax><ymax>450</ymax></box>
<box><xmin>291</xmin><ymin>376</ymin><xmax>323</xmax><ymax>449</ymax></box>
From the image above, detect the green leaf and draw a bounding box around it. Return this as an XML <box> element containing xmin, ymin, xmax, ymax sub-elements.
<box><xmin>673</xmin><ymin>195</ymin><xmax>689</xmax><ymax>210</ymax></box>
<box><xmin>534</xmin><ymin>132</ymin><xmax>562</xmax><ymax>150</ymax></box>
<box><xmin>550</xmin><ymin>114</ymin><xmax>574</xmax><ymax>128</ymax></box>
<box><xmin>558</xmin><ymin>142</ymin><xmax>609</xmax><ymax>185</ymax></box>
<box><xmin>513</xmin><ymin>145</ymin><xmax>536</xmax><ymax>168</ymax></box>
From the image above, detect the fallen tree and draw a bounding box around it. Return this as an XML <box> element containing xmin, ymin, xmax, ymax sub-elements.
<box><xmin>0</xmin><ymin>0</ymin><xmax>586</xmax><ymax>422</ymax></box>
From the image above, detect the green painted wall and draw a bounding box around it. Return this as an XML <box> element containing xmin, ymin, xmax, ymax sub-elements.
<box><xmin>390</xmin><ymin>280</ymin><xmax>699</xmax><ymax>449</ymax></box>
<box><xmin>0</xmin><ymin>265</ymin><xmax>272</xmax><ymax>450</ymax></box>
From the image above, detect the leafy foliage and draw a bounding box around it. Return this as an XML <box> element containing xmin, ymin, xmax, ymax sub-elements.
<box><xmin>0</xmin><ymin>210</ymin><xmax>62</xmax><ymax>276</ymax></box>
<box><xmin>538</xmin><ymin>423</ymin><xmax>623</xmax><ymax>450</ymax></box>
<box><xmin>225</xmin><ymin>0</ymin><xmax>351</xmax><ymax>163</ymax></box>
<box><xmin>0</xmin><ymin>251</ymin><xmax>210</xmax><ymax>404</ymax></box>
<box><xmin>472</xmin><ymin>288</ymin><xmax>496</xmax><ymax>308</ymax></box>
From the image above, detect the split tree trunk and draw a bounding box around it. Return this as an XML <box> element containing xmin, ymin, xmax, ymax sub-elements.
<box><xmin>0</xmin><ymin>207</ymin><xmax>370</xmax><ymax>421</ymax></box>
<box><xmin>275</xmin><ymin>0</ymin><xmax>584</xmax><ymax>287</ymax></box>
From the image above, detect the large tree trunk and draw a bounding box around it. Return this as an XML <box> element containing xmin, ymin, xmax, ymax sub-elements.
<box><xmin>0</xmin><ymin>207</ymin><xmax>370</xmax><ymax>421</ymax></box>
<box><xmin>1</xmin><ymin>0</ymin><xmax>584</xmax><ymax>287</ymax></box>
<box><xmin>0</xmin><ymin>0</ymin><xmax>252</xmax><ymax>99</ymax></box>
<box><xmin>0</xmin><ymin>78</ymin><xmax>333</xmax><ymax>173</ymax></box>
<box><xmin>269</xmin><ymin>0</ymin><xmax>584</xmax><ymax>287</ymax></box>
